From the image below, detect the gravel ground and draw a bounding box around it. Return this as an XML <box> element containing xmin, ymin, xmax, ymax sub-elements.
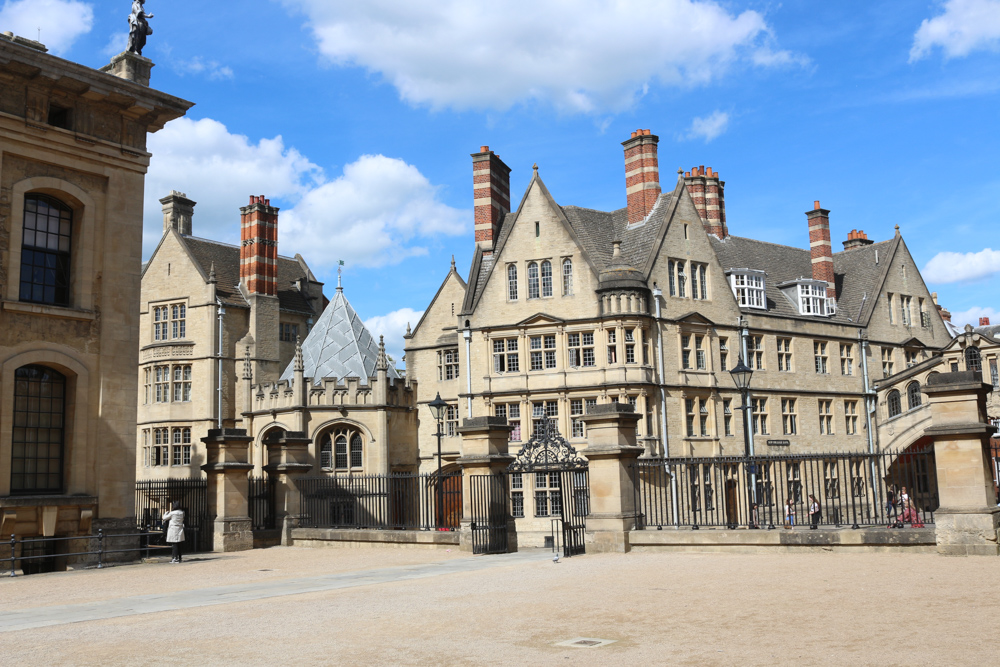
<box><xmin>2</xmin><ymin>547</ymin><xmax>998</xmax><ymax>666</ymax></box>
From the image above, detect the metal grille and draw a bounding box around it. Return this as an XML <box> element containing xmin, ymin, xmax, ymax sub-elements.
<box><xmin>135</xmin><ymin>479</ymin><xmax>212</xmax><ymax>552</ymax></box>
<box><xmin>632</xmin><ymin>447</ymin><xmax>938</xmax><ymax>530</ymax></box>
<box><xmin>248</xmin><ymin>475</ymin><xmax>276</xmax><ymax>530</ymax></box>
<box><xmin>470</xmin><ymin>473</ymin><xmax>509</xmax><ymax>554</ymax></box>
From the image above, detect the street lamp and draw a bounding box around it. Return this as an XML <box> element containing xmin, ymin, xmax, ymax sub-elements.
<box><xmin>729</xmin><ymin>358</ymin><xmax>759</xmax><ymax>528</ymax></box>
<box><xmin>428</xmin><ymin>393</ymin><xmax>449</xmax><ymax>528</ymax></box>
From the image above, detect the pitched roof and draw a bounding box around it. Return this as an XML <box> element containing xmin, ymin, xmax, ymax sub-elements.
<box><xmin>180</xmin><ymin>236</ymin><xmax>317</xmax><ymax>314</ymax></box>
<box><xmin>280</xmin><ymin>284</ymin><xmax>400</xmax><ymax>385</ymax></box>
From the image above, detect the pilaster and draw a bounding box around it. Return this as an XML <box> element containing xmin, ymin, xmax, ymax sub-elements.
<box><xmin>263</xmin><ymin>431</ymin><xmax>313</xmax><ymax>545</ymax></box>
<box><xmin>456</xmin><ymin>417</ymin><xmax>516</xmax><ymax>553</ymax></box>
<box><xmin>201</xmin><ymin>428</ymin><xmax>254</xmax><ymax>552</ymax></box>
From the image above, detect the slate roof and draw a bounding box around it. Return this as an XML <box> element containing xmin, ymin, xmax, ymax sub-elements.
<box><xmin>181</xmin><ymin>236</ymin><xmax>317</xmax><ymax>314</ymax></box>
<box><xmin>973</xmin><ymin>323</ymin><xmax>1000</xmax><ymax>341</ymax></box>
<box><xmin>280</xmin><ymin>285</ymin><xmax>400</xmax><ymax>385</ymax></box>
<box><xmin>709</xmin><ymin>235</ymin><xmax>897</xmax><ymax>325</ymax></box>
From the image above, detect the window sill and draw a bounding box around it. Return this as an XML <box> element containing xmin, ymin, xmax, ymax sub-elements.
<box><xmin>141</xmin><ymin>340</ymin><xmax>195</xmax><ymax>351</ymax></box>
<box><xmin>2</xmin><ymin>300</ymin><xmax>96</xmax><ymax>321</ymax></box>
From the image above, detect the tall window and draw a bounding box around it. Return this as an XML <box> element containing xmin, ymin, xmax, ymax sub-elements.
<box><xmin>781</xmin><ymin>398</ymin><xmax>797</xmax><ymax>435</ymax></box>
<box><xmin>966</xmin><ymin>347</ymin><xmax>983</xmax><ymax>373</ymax></box>
<box><xmin>534</xmin><ymin>472</ymin><xmax>561</xmax><ymax>517</ymax></box>
<box><xmin>607</xmin><ymin>328</ymin><xmax>618</xmax><ymax>364</ymax></box>
<box><xmin>918</xmin><ymin>298</ymin><xmax>928</xmax><ymax>327</ymax></box>
<box><xmin>154</xmin><ymin>365</ymin><xmax>170</xmax><ymax>402</ymax></box>
<box><xmin>153</xmin><ymin>303</ymin><xmax>186</xmax><ymax>341</ymax></box>
<box><xmin>668</xmin><ymin>260</ymin><xmax>677</xmax><ymax>296</ymax></box>
<box><xmin>723</xmin><ymin>399</ymin><xmax>733</xmax><ymax>436</ymax></box>
<box><xmin>887</xmin><ymin>293</ymin><xmax>895</xmax><ymax>324</ymax></box>
<box><xmin>568</xmin><ymin>332</ymin><xmax>595</xmax><ymax>367</ymax></box>
<box><xmin>321</xmin><ymin>427</ymin><xmax>364</xmax><ymax>470</ymax></box>
<box><xmin>495</xmin><ymin>403</ymin><xmax>522</xmax><ymax>442</ymax></box>
<box><xmin>691</xmin><ymin>262</ymin><xmax>708</xmax><ymax>300</ymax></box>
<box><xmin>730</xmin><ymin>272</ymin><xmax>766</xmax><ymax>309</ymax></box>
<box><xmin>887</xmin><ymin>390</ymin><xmax>902</xmax><ymax>418</ymax></box>
<box><xmin>685</xmin><ymin>397</ymin><xmax>710</xmax><ymax>437</ymax></box>
<box><xmin>844</xmin><ymin>400</ymin><xmax>859</xmax><ymax>435</ymax></box>
<box><xmin>777</xmin><ymin>338</ymin><xmax>792</xmax><ymax>372</ymax></box>
<box><xmin>507</xmin><ymin>264</ymin><xmax>518</xmax><ymax>301</ymax></box>
<box><xmin>540</xmin><ymin>260</ymin><xmax>553</xmax><ymax>297</ymax></box>
<box><xmin>814</xmin><ymin>341</ymin><xmax>829</xmax><ymax>374</ymax></box>
<box><xmin>818</xmin><ymin>400</ymin><xmax>833</xmax><ymax>435</ymax></box>
<box><xmin>530</xmin><ymin>335</ymin><xmax>556</xmax><ymax>370</ymax></box>
<box><xmin>143</xmin><ymin>368</ymin><xmax>152</xmax><ymax>404</ymax></box>
<box><xmin>907</xmin><ymin>382</ymin><xmax>922</xmax><ymax>410</ymax></box>
<box><xmin>11</xmin><ymin>365</ymin><xmax>66</xmax><ymax>493</ymax></box>
<box><xmin>445</xmin><ymin>405</ymin><xmax>459</xmax><ymax>436</ymax></box>
<box><xmin>527</xmin><ymin>262</ymin><xmax>540</xmax><ymax>299</ymax></box>
<box><xmin>840</xmin><ymin>344</ymin><xmax>854</xmax><ymax>376</ymax></box>
<box><xmin>562</xmin><ymin>259</ymin><xmax>573</xmax><ymax>295</ymax></box>
<box><xmin>676</xmin><ymin>261</ymin><xmax>687</xmax><ymax>298</ymax></box>
<box><xmin>20</xmin><ymin>195</ymin><xmax>72</xmax><ymax>307</ymax></box>
<box><xmin>625</xmin><ymin>329</ymin><xmax>637</xmax><ymax>364</ymax></box>
<box><xmin>438</xmin><ymin>348</ymin><xmax>459</xmax><ymax>380</ymax></box>
<box><xmin>787</xmin><ymin>463</ymin><xmax>802</xmax><ymax>502</ymax></box>
<box><xmin>882</xmin><ymin>348</ymin><xmax>895</xmax><ymax>377</ymax></box>
<box><xmin>990</xmin><ymin>359</ymin><xmax>999</xmax><ymax>389</ymax></box>
<box><xmin>510</xmin><ymin>473</ymin><xmax>524</xmax><ymax>518</ymax></box>
<box><xmin>899</xmin><ymin>296</ymin><xmax>912</xmax><ymax>326</ymax></box>
<box><xmin>747</xmin><ymin>335</ymin><xmax>764</xmax><ymax>370</ymax></box>
<box><xmin>681</xmin><ymin>334</ymin><xmax>707</xmax><ymax>370</ymax></box>
<box><xmin>532</xmin><ymin>401</ymin><xmax>558</xmax><ymax>436</ymax></box>
<box><xmin>172</xmin><ymin>365</ymin><xmax>192</xmax><ymax>402</ymax></box>
<box><xmin>751</xmin><ymin>397</ymin><xmax>768</xmax><ymax>435</ymax></box>
<box><xmin>493</xmin><ymin>338</ymin><xmax>519</xmax><ymax>373</ymax></box>
<box><xmin>171</xmin><ymin>304</ymin><xmax>186</xmax><ymax>339</ymax></box>
<box><xmin>719</xmin><ymin>337</ymin><xmax>729</xmax><ymax>372</ymax></box>
<box><xmin>824</xmin><ymin>461</ymin><xmax>840</xmax><ymax>499</ymax></box>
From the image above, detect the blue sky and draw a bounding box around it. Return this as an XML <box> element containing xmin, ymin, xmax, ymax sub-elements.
<box><xmin>5</xmin><ymin>0</ymin><xmax>1000</xmax><ymax>360</ymax></box>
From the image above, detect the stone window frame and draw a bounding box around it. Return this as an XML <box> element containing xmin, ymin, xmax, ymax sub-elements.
<box><xmin>562</xmin><ymin>258</ymin><xmax>573</xmax><ymax>296</ymax></box>
<box><xmin>527</xmin><ymin>262</ymin><xmax>540</xmax><ymax>300</ymax></box>
<box><xmin>813</xmin><ymin>341</ymin><xmax>829</xmax><ymax>374</ymax></box>
<box><xmin>777</xmin><ymin>337</ymin><xmax>793</xmax><ymax>372</ymax></box>
<box><xmin>840</xmin><ymin>343</ymin><xmax>854</xmax><ymax>376</ymax></box>
<box><xmin>438</xmin><ymin>348</ymin><xmax>459</xmax><ymax>380</ymax></box>
<box><xmin>781</xmin><ymin>397</ymin><xmax>797</xmax><ymax>436</ymax></box>
<box><xmin>906</xmin><ymin>382</ymin><xmax>923</xmax><ymax>411</ymax></box>
<box><xmin>818</xmin><ymin>399</ymin><xmax>834</xmax><ymax>435</ymax></box>
<box><xmin>506</xmin><ymin>264</ymin><xmax>518</xmax><ymax>301</ymax></box>
<box><xmin>887</xmin><ymin>390</ymin><xmax>902</xmax><ymax>419</ymax></box>
<box><xmin>844</xmin><ymin>400</ymin><xmax>859</xmax><ymax>435</ymax></box>
<box><xmin>318</xmin><ymin>426</ymin><xmax>365</xmax><ymax>471</ymax></box>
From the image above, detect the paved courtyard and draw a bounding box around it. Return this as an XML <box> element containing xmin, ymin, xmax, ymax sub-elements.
<box><xmin>1</xmin><ymin>546</ymin><xmax>997</xmax><ymax>666</ymax></box>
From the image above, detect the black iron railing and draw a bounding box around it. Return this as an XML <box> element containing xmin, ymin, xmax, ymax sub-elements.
<box><xmin>135</xmin><ymin>478</ymin><xmax>212</xmax><ymax>552</ymax></box>
<box><xmin>2</xmin><ymin>530</ymin><xmax>168</xmax><ymax>577</ymax></box>
<box><xmin>248</xmin><ymin>475</ymin><xmax>276</xmax><ymax>531</ymax></box>
<box><xmin>632</xmin><ymin>447</ymin><xmax>937</xmax><ymax>530</ymax></box>
<box><xmin>299</xmin><ymin>472</ymin><xmax>462</xmax><ymax>531</ymax></box>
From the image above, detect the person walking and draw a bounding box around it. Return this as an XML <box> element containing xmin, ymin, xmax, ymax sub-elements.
<box><xmin>784</xmin><ymin>497</ymin><xmax>795</xmax><ymax>529</ymax></box>
<box><xmin>885</xmin><ymin>484</ymin><xmax>897</xmax><ymax>520</ymax></box>
<box><xmin>162</xmin><ymin>501</ymin><xmax>186</xmax><ymax>563</ymax></box>
<box><xmin>808</xmin><ymin>494</ymin><xmax>821</xmax><ymax>530</ymax></box>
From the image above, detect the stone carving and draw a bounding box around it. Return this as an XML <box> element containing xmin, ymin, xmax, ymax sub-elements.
<box><xmin>126</xmin><ymin>0</ymin><xmax>154</xmax><ymax>56</ymax></box>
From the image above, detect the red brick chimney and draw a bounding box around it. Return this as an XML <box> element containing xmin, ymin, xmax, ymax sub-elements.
<box><xmin>981</xmin><ymin>317</ymin><xmax>992</xmax><ymax>327</ymax></box>
<box><xmin>683</xmin><ymin>165</ymin><xmax>727</xmax><ymax>238</ymax></box>
<box><xmin>843</xmin><ymin>229</ymin><xmax>874</xmax><ymax>251</ymax></box>
<box><xmin>240</xmin><ymin>195</ymin><xmax>278</xmax><ymax>296</ymax></box>
<box><xmin>622</xmin><ymin>129</ymin><xmax>661</xmax><ymax>224</ymax></box>
<box><xmin>471</xmin><ymin>146</ymin><xmax>511</xmax><ymax>255</ymax></box>
<box><xmin>807</xmin><ymin>200</ymin><xmax>835</xmax><ymax>288</ymax></box>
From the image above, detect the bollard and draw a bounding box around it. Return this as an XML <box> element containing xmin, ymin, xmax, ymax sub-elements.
<box><xmin>97</xmin><ymin>529</ymin><xmax>104</xmax><ymax>569</ymax></box>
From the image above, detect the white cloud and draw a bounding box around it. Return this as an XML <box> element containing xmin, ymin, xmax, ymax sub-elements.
<box><xmin>922</xmin><ymin>248</ymin><xmax>1000</xmax><ymax>283</ymax></box>
<box><xmin>144</xmin><ymin>117</ymin><xmax>466</xmax><ymax>270</ymax></box>
<box><xmin>280</xmin><ymin>155</ymin><xmax>468</xmax><ymax>269</ymax></box>
<box><xmin>364</xmin><ymin>307</ymin><xmax>425</xmax><ymax>367</ymax></box>
<box><xmin>910</xmin><ymin>0</ymin><xmax>1000</xmax><ymax>61</ymax></box>
<box><xmin>175</xmin><ymin>57</ymin><xmax>234</xmax><ymax>81</ymax></box>
<box><xmin>0</xmin><ymin>0</ymin><xmax>93</xmax><ymax>54</ymax></box>
<box><xmin>282</xmin><ymin>0</ymin><xmax>803</xmax><ymax>112</ymax></box>
<box><xmin>684</xmin><ymin>110</ymin><xmax>730</xmax><ymax>142</ymax></box>
<box><xmin>949</xmin><ymin>306</ymin><xmax>1000</xmax><ymax>328</ymax></box>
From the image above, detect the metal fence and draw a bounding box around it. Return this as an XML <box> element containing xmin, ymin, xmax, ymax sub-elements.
<box><xmin>135</xmin><ymin>478</ymin><xmax>213</xmax><ymax>552</ymax></box>
<box><xmin>2</xmin><ymin>530</ymin><xmax>168</xmax><ymax>576</ymax></box>
<box><xmin>632</xmin><ymin>448</ymin><xmax>937</xmax><ymax>530</ymax></box>
<box><xmin>248</xmin><ymin>475</ymin><xmax>276</xmax><ymax>531</ymax></box>
<box><xmin>299</xmin><ymin>472</ymin><xmax>463</xmax><ymax>531</ymax></box>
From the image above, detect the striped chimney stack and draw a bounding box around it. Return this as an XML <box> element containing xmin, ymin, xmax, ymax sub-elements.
<box><xmin>807</xmin><ymin>200</ymin><xmax>835</xmax><ymax>287</ymax></box>
<box><xmin>472</xmin><ymin>146</ymin><xmax>511</xmax><ymax>255</ymax></box>
<box><xmin>622</xmin><ymin>129</ymin><xmax>660</xmax><ymax>224</ymax></box>
<box><xmin>683</xmin><ymin>166</ymin><xmax>728</xmax><ymax>238</ymax></box>
<box><xmin>240</xmin><ymin>195</ymin><xmax>279</xmax><ymax>296</ymax></box>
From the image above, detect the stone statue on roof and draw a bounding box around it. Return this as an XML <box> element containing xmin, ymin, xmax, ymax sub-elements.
<box><xmin>126</xmin><ymin>0</ymin><xmax>154</xmax><ymax>57</ymax></box>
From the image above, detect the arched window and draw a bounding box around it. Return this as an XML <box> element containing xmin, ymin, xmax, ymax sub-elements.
<box><xmin>562</xmin><ymin>259</ymin><xmax>573</xmax><ymax>295</ymax></box>
<box><xmin>541</xmin><ymin>260</ymin><xmax>552</xmax><ymax>297</ymax></box>
<box><xmin>507</xmin><ymin>264</ymin><xmax>517</xmax><ymax>301</ymax></box>
<box><xmin>320</xmin><ymin>427</ymin><xmax>364</xmax><ymax>471</ymax></box>
<box><xmin>335</xmin><ymin>434</ymin><xmax>348</xmax><ymax>469</ymax></box>
<box><xmin>906</xmin><ymin>382</ymin><xmax>922</xmax><ymax>410</ymax></box>
<box><xmin>350</xmin><ymin>433</ymin><xmax>363</xmax><ymax>468</ymax></box>
<box><xmin>319</xmin><ymin>434</ymin><xmax>332</xmax><ymax>469</ymax></box>
<box><xmin>20</xmin><ymin>194</ymin><xmax>72</xmax><ymax>306</ymax></box>
<box><xmin>965</xmin><ymin>347</ymin><xmax>982</xmax><ymax>373</ymax></box>
<box><xmin>887</xmin><ymin>390</ymin><xmax>902</xmax><ymax>418</ymax></box>
<box><xmin>11</xmin><ymin>365</ymin><xmax>66</xmax><ymax>493</ymax></box>
<box><xmin>527</xmin><ymin>262</ymin><xmax>539</xmax><ymax>299</ymax></box>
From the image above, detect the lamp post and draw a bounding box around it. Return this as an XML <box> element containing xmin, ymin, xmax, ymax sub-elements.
<box><xmin>428</xmin><ymin>393</ymin><xmax>449</xmax><ymax>529</ymax></box>
<box><xmin>729</xmin><ymin>358</ymin><xmax>759</xmax><ymax>528</ymax></box>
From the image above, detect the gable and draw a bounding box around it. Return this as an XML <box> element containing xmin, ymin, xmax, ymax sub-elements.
<box><xmin>407</xmin><ymin>267</ymin><xmax>466</xmax><ymax>349</ymax></box>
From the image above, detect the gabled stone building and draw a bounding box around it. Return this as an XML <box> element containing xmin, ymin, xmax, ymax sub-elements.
<box><xmin>406</xmin><ymin>130</ymin><xmax>954</xmax><ymax>527</ymax></box>
<box><xmin>137</xmin><ymin>193</ymin><xmax>325</xmax><ymax>479</ymax></box>
<box><xmin>0</xmin><ymin>39</ymin><xmax>191</xmax><ymax>542</ymax></box>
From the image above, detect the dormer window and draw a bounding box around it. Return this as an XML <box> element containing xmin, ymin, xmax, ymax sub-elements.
<box><xmin>727</xmin><ymin>270</ymin><xmax>767</xmax><ymax>310</ymax></box>
<box><xmin>778</xmin><ymin>279</ymin><xmax>837</xmax><ymax>317</ymax></box>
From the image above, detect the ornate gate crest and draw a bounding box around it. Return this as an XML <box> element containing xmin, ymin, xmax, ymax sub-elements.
<box><xmin>508</xmin><ymin>417</ymin><xmax>588</xmax><ymax>472</ymax></box>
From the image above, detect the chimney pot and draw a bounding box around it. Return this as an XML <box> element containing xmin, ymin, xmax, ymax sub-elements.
<box><xmin>622</xmin><ymin>129</ymin><xmax>661</xmax><ymax>224</ymax></box>
<box><xmin>981</xmin><ymin>317</ymin><xmax>991</xmax><ymax>326</ymax></box>
<box><xmin>814</xmin><ymin>200</ymin><xmax>821</xmax><ymax>210</ymax></box>
<box><xmin>480</xmin><ymin>145</ymin><xmax>489</xmax><ymax>152</ymax></box>
<box><xmin>472</xmin><ymin>146</ymin><xmax>511</xmax><ymax>254</ymax></box>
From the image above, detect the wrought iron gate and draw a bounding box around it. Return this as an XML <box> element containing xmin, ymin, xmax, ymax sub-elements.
<box><xmin>509</xmin><ymin>417</ymin><xmax>590</xmax><ymax>557</ymax></box>
<box><xmin>248</xmin><ymin>475</ymin><xmax>276</xmax><ymax>531</ymax></box>
<box><xmin>135</xmin><ymin>479</ymin><xmax>213</xmax><ymax>552</ymax></box>
<box><xmin>470</xmin><ymin>473</ymin><xmax>509</xmax><ymax>555</ymax></box>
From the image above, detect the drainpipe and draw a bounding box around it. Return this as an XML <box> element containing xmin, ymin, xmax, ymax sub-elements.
<box><xmin>652</xmin><ymin>285</ymin><xmax>678</xmax><ymax>527</ymax></box>
<box><xmin>216</xmin><ymin>299</ymin><xmax>225</xmax><ymax>430</ymax></box>
<box><xmin>463</xmin><ymin>325</ymin><xmax>473</xmax><ymax>418</ymax></box>
<box><xmin>860</xmin><ymin>328</ymin><xmax>881</xmax><ymax>510</ymax></box>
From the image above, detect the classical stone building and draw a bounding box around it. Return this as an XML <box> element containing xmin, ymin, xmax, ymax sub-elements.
<box><xmin>137</xmin><ymin>193</ymin><xmax>326</xmax><ymax>479</ymax></box>
<box><xmin>405</xmin><ymin>130</ymin><xmax>955</xmax><ymax>532</ymax></box>
<box><xmin>0</xmin><ymin>37</ymin><xmax>191</xmax><ymax>543</ymax></box>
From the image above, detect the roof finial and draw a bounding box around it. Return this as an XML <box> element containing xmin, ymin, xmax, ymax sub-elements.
<box><xmin>208</xmin><ymin>262</ymin><xmax>217</xmax><ymax>284</ymax></box>
<box><xmin>294</xmin><ymin>336</ymin><xmax>304</xmax><ymax>373</ymax></box>
<box><xmin>451</xmin><ymin>255</ymin><xmax>456</xmax><ymax>271</ymax></box>
<box><xmin>894</xmin><ymin>225</ymin><xmax>900</xmax><ymax>236</ymax></box>
<box><xmin>375</xmin><ymin>335</ymin><xmax>389</xmax><ymax>372</ymax></box>
<box><xmin>337</xmin><ymin>259</ymin><xmax>344</xmax><ymax>292</ymax></box>
<box><xmin>405</xmin><ymin>322</ymin><xmax>412</xmax><ymax>336</ymax></box>
<box><xmin>612</xmin><ymin>239</ymin><xmax>622</xmax><ymax>258</ymax></box>
<box><xmin>533</xmin><ymin>163</ymin><xmax>538</xmax><ymax>173</ymax></box>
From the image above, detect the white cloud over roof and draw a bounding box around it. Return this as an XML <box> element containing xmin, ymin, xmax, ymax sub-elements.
<box><xmin>0</xmin><ymin>0</ymin><xmax>93</xmax><ymax>55</ymax></box>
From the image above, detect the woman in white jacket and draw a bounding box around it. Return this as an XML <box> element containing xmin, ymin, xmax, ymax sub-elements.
<box><xmin>162</xmin><ymin>501</ymin><xmax>186</xmax><ymax>563</ymax></box>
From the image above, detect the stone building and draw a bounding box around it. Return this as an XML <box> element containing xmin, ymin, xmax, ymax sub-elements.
<box><xmin>0</xmin><ymin>38</ymin><xmax>191</xmax><ymax>543</ymax></box>
<box><xmin>405</xmin><ymin>130</ymin><xmax>955</xmax><ymax>531</ymax></box>
<box><xmin>136</xmin><ymin>193</ymin><xmax>325</xmax><ymax>479</ymax></box>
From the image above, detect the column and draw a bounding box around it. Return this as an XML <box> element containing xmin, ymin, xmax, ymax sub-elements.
<box><xmin>201</xmin><ymin>428</ymin><xmax>254</xmax><ymax>552</ymax></box>
<box><xmin>924</xmin><ymin>372</ymin><xmax>1000</xmax><ymax>556</ymax></box>
<box><xmin>456</xmin><ymin>417</ymin><xmax>516</xmax><ymax>553</ymax></box>
<box><xmin>578</xmin><ymin>403</ymin><xmax>644</xmax><ymax>553</ymax></box>
<box><xmin>263</xmin><ymin>431</ymin><xmax>314</xmax><ymax>546</ymax></box>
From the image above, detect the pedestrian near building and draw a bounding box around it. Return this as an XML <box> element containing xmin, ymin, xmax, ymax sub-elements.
<box><xmin>808</xmin><ymin>494</ymin><xmax>821</xmax><ymax>530</ymax></box>
<box><xmin>886</xmin><ymin>484</ymin><xmax>897</xmax><ymax>520</ymax></box>
<box><xmin>784</xmin><ymin>498</ymin><xmax>795</xmax><ymax>529</ymax></box>
<box><xmin>162</xmin><ymin>501</ymin><xmax>186</xmax><ymax>563</ymax></box>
